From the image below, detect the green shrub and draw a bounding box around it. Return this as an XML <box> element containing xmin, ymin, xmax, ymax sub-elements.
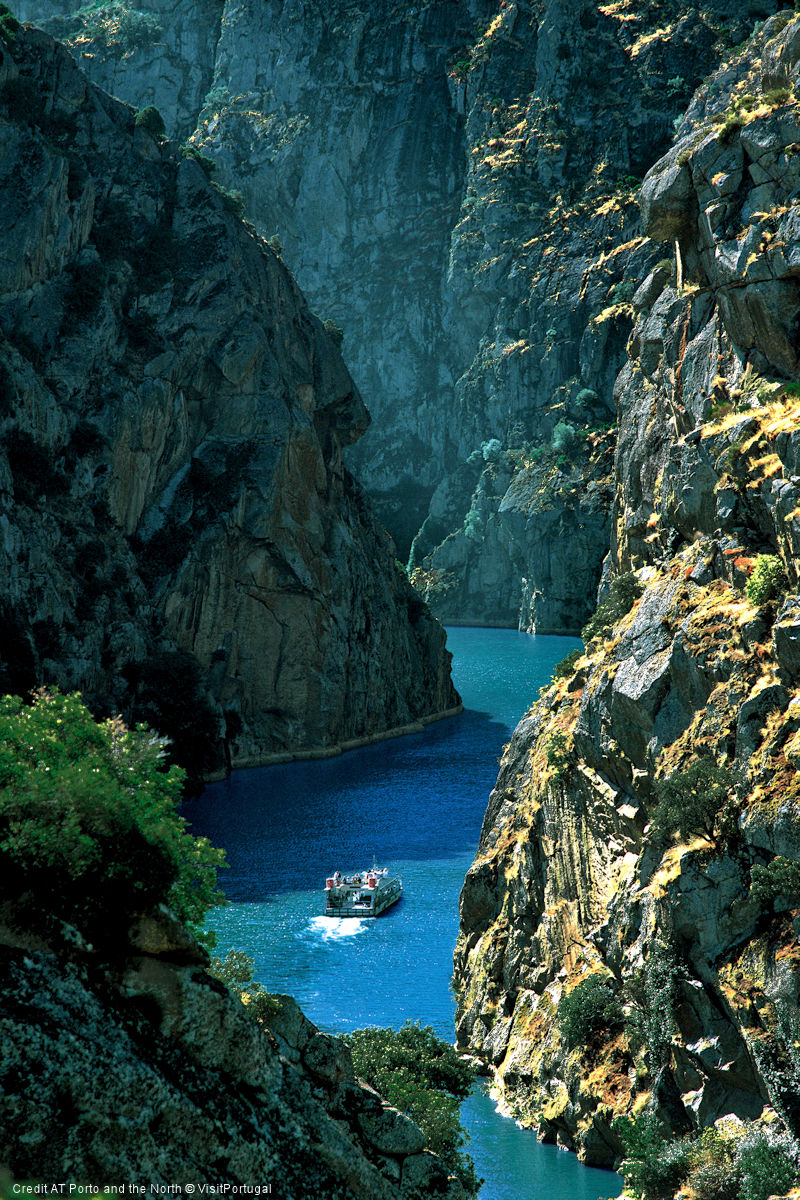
<box><xmin>652</xmin><ymin>758</ymin><xmax>734</xmax><ymax>845</ymax></box>
<box><xmin>687</xmin><ymin>1126</ymin><xmax>741</xmax><ymax>1200</ymax></box>
<box><xmin>614</xmin><ymin>1111</ymin><xmax>691</xmax><ymax>1200</ymax></box>
<box><xmin>322</xmin><ymin>318</ymin><xmax>344</xmax><ymax>345</ymax></box>
<box><xmin>613</xmin><ymin>279</ymin><xmax>637</xmax><ymax>303</ymax></box>
<box><xmin>581</xmin><ymin>572</ymin><xmax>643</xmax><ymax>641</ymax></box>
<box><xmin>552</xmin><ymin>421</ymin><xmax>576</xmax><ymax>453</ymax></box>
<box><xmin>0</xmin><ymin>3</ymin><xmax>20</xmax><ymax>45</ymax></box>
<box><xmin>764</xmin><ymin>87</ymin><xmax>793</xmax><ymax>108</ymax></box>
<box><xmin>70</xmin><ymin>3</ymin><xmax>162</xmax><ymax>55</ymax></box>
<box><xmin>717</xmin><ymin>113</ymin><xmax>745</xmax><ymax>143</ymax></box>
<box><xmin>746</xmin><ymin>553</ymin><xmax>786</xmax><ymax>606</ymax></box>
<box><xmin>557</xmin><ymin>974</ymin><xmax>623</xmax><ymax>1050</ymax></box>
<box><xmin>180</xmin><ymin>143</ymin><xmax>215</xmax><ymax>179</ymax></box>
<box><xmin>544</xmin><ymin>730</ymin><xmax>571</xmax><ymax>780</ymax></box>
<box><xmin>553</xmin><ymin>648</ymin><xmax>581</xmax><ymax>679</ymax></box>
<box><xmin>0</xmin><ymin>689</ymin><xmax>226</xmax><ymax>943</ymax></box>
<box><xmin>135</xmin><ymin>104</ymin><xmax>166</xmax><ymax>138</ymax></box>
<box><xmin>344</xmin><ymin>1023</ymin><xmax>480</xmax><ymax>1194</ymax></box>
<box><xmin>736</xmin><ymin>1126</ymin><xmax>800</xmax><ymax>1200</ymax></box>
<box><xmin>750</xmin><ymin>855</ymin><xmax>800</xmax><ymax>906</ymax></box>
<box><xmin>574</xmin><ymin>387</ymin><xmax>598</xmax><ymax>410</ymax></box>
<box><xmin>210</xmin><ymin>947</ymin><xmax>259</xmax><ymax>990</ymax></box>
<box><xmin>209</xmin><ymin>948</ymin><xmax>284</xmax><ymax>1023</ymax></box>
<box><xmin>463</xmin><ymin>510</ymin><xmax>484</xmax><ymax>541</ymax></box>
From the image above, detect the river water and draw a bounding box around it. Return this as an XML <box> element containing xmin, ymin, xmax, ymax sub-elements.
<box><xmin>186</xmin><ymin>627</ymin><xmax>623</xmax><ymax>1200</ymax></box>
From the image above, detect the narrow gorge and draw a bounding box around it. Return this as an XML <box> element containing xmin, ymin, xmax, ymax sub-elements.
<box><xmin>20</xmin><ymin>0</ymin><xmax>780</xmax><ymax>632</ymax></box>
<box><xmin>4</xmin><ymin>2</ymin><xmax>800</xmax><ymax>1199</ymax></box>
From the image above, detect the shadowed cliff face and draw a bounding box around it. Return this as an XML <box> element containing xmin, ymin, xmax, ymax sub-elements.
<box><xmin>0</xmin><ymin>912</ymin><xmax>465</xmax><ymax>1199</ymax></box>
<box><xmin>0</xmin><ymin>25</ymin><xmax>457</xmax><ymax>779</ymax></box>
<box><xmin>19</xmin><ymin>0</ymin><xmax>782</xmax><ymax>630</ymax></box>
<box><xmin>454</xmin><ymin>11</ymin><xmax>800</xmax><ymax>1172</ymax></box>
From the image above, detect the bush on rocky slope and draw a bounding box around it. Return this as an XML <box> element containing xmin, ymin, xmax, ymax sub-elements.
<box><xmin>0</xmin><ymin>688</ymin><xmax>225</xmax><ymax>944</ymax></box>
<box><xmin>616</xmin><ymin>1112</ymin><xmax>800</xmax><ymax>1200</ymax></box>
<box><xmin>345</xmin><ymin>1023</ymin><xmax>480</xmax><ymax>1195</ymax></box>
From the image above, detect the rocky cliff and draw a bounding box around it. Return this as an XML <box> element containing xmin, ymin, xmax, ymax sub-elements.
<box><xmin>0</xmin><ymin>909</ymin><xmax>464</xmax><ymax>1198</ymax></box>
<box><xmin>19</xmin><ymin>0</ymin><xmax>783</xmax><ymax>631</ymax></box>
<box><xmin>0</xmin><ymin>20</ymin><xmax>457</xmax><ymax>780</ymax></box>
<box><xmin>454</xmin><ymin>8</ymin><xmax>800</xmax><ymax>1176</ymax></box>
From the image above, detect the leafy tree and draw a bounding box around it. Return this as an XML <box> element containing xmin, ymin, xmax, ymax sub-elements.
<box><xmin>625</xmin><ymin>938</ymin><xmax>684</xmax><ymax>1075</ymax></box>
<box><xmin>344</xmin><ymin>1022</ymin><xmax>480</xmax><ymax>1194</ymax></box>
<box><xmin>686</xmin><ymin>1124</ymin><xmax>741</xmax><ymax>1200</ymax></box>
<box><xmin>0</xmin><ymin>2</ymin><xmax>19</xmax><ymax>45</ymax></box>
<box><xmin>211</xmin><ymin>182</ymin><xmax>246</xmax><ymax>219</ymax></box>
<box><xmin>210</xmin><ymin>947</ymin><xmax>258</xmax><ymax>989</ymax></box>
<box><xmin>544</xmin><ymin>729</ymin><xmax>571</xmax><ymax>780</ymax></box>
<box><xmin>208</xmin><ymin>947</ymin><xmax>282</xmax><ymax>1022</ymax></box>
<box><xmin>553</xmin><ymin>648</ymin><xmax>581</xmax><ymax>679</ymax></box>
<box><xmin>736</xmin><ymin>1126</ymin><xmax>800</xmax><ymax>1200</ymax></box>
<box><xmin>180</xmin><ymin>143</ymin><xmax>216</xmax><ymax>179</ymax></box>
<box><xmin>0</xmin><ymin>688</ymin><xmax>226</xmax><ymax>944</ymax></box>
<box><xmin>750</xmin><ymin>855</ymin><xmax>800</xmax><ymax>906</ymax></box>
<box><xmin>613</xmin><ymin>1110</ymin><xmax>690</xmax><ymax>1200</ymax></box>
<box><xmin>557</xmin><ymin>974</ymin><xmax>623</xmax><ymax>1051</ymax></box>
<box><xmin>652</xmin><ymin>758</ymin><xmax>734</xmax><ymax>845</ymax></box>
<box><xmin>134</xmin><ymin>104</ymin><xmax>166</xmax><ymax>138</ymax></box>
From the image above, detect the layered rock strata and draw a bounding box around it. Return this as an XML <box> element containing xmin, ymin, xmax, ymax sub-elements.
<box><xmin>20</xmin><ymin>0</ymin><xmax>779</xmax><ymax>628</ymax></box>
<box><xmin>0</xmin><ymin>911</ymin><xmax>463</xmax><ymax>1198</ymax></box>
<box><xmin>455</xmin><ymin>10</ymin><xmax>800</xmax><ymax>1169</ymax></box>
<box><xmin>0</xmin><ymin>24</ymin><xmax>457</xmax><ymax>778</ymax></box>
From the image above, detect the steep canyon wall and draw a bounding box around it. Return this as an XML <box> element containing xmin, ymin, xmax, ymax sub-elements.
<box><xmin>454</xmin><ymin>10</ymin><xmax>800</xmax><ymax>1174</ymax></box>
<box><xmin>0</xmin><ymin>23</ymin><xmax>456</xmax><ymax>778</ymax></box>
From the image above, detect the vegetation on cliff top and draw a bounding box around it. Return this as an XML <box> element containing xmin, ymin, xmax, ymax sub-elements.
<box><xmin>0</xmin><ymin>688</ymin><xmax>226</xmax><ymax>945</ymax></box>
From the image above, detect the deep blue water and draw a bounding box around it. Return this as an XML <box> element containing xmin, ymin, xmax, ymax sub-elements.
<box><xmin>186</xmin><ymin>627</ymin><xmax>623</xmax><ymax>1200</ymax></box>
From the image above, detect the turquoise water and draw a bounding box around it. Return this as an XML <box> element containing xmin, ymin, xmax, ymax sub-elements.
<box><xmin>186</xmin><ymin>627</ymin><xmax>623</xmax><ymax>1200</ymax></box>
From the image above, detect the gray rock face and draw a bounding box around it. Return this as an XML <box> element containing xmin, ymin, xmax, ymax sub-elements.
<box><xmin>0</xmin><ymin>922</ymin><xmax>462</xmax><ymax>1199</ymax></box>
<box><xmin>0</xmin><ymin>26</ymin><xmax>457</xmax><ymax>777</ymax></box>
<box><xmin>21</xmin><ymin>0</ymin><xmax>775</xmax><ymax>629</ymax></box>
<box><xmin>454</xmin><ymin>11</ymin><xmax>800</xmax><ymax>1168</ymax></box>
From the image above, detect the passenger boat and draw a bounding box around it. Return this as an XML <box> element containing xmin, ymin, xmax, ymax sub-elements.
<box><xmin>324</xmin><ymin>865</ymin><xmax>402</xmax><ymax>917</ymax></box>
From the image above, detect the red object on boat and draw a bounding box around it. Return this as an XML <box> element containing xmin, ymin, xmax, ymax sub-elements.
<box><xmin>367</xmin><ymin>875</ymin><xmax>376</xmax><ymax>888</ymax></box>
<box><xmin>326</xmin><ymin>878</ymin><xmax>334</xmax><ymax>889</ymax></box>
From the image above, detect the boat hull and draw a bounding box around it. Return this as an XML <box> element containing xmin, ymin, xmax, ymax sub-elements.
<box><xmin>324</xmin><ymin>877</ymin><xmax>402</xmax><ymax>917</ymax></box>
